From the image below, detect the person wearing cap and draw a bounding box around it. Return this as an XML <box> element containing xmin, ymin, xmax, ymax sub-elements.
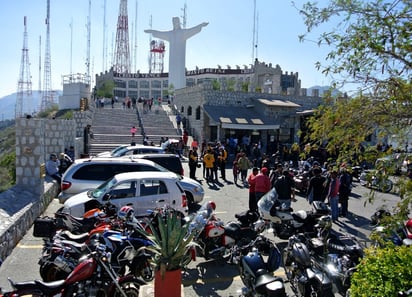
<box><xmin>45</xmin><ymin>153</ymin><xmax>62</xmax><ymax>184</ymax></box>
<box><xmin>254</xmin><ymin>167</ymin><xmax>271</xmax><ymax>204</ymax></box>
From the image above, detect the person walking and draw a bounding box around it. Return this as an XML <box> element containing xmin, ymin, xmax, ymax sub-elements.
<box><xmin>254</xmin><ymin>167</ymin><xmax>271</xmax><ymax>203</ymax></box>
<box><xmin>130</xmin><ymin>126</ymin><xmax>137</xmax><ymax>138</ymax></box>
<box><xmin>247</xmin><ymin>167</ymin><xmax>259</xmax><ymax>211</ymax></box>
<box><xmin>232</xmin><ymin>160</ymin><xmax>240</xmax><ymax>184</ymax></box>
<box><xmin>327</xmin><ymin>170</ymin><xmax>340</xmax><ymax>222</ymax></box>
<box><xmin>338</xmin><ymin>166</ymin><xmax>352</xmax><ymax>217</ymax></box>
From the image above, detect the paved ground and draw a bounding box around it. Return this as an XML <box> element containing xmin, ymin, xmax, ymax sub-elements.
<box><xmin>0</xmin><ymin>161</ymin><xmax>401</xmax><ymax>296</ymax></box>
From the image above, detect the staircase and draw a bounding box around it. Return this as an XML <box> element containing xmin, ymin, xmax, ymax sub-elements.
<box><xmin>88</xmin><ymin>103</ymin><xmax>180</xmax><ymax>156</ymax></box>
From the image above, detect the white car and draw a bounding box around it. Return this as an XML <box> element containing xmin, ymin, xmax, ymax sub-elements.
<box><xmin>95</xmin><ymin>144</ymin><xmax>165</xmax><ymax>158</ymax></box>
<box><xmin>62</xmin><ymin>171</ymin><xmax>187</xmax><ymax>218</ymax></box>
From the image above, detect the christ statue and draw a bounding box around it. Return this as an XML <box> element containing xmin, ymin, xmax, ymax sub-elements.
<box><xmin>145</xmin><ymin>17</ymin><xmax>208</xmax><ymax>90</ymax></box>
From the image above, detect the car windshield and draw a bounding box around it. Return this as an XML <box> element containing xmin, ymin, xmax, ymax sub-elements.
<box><xmin>111</xmin><ymin>146</ymin><xmax>129</xmax><ymax>157</ymax></box>
<box><xmin>109</xmin><ymin>145</ymin><xmax>127</xmax><ymax>156</ymax></box>
<box><xmin>89</xmin><ymin>176</ymin><xmax>119</xmax><ymax>199</ymax></box>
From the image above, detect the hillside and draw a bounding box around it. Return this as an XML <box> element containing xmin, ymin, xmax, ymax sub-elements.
<box><xmin>0</xmin><ymin>121</ymin><xmax>16</xmax><ymax>191</ymax></box>
<box><xmin>0</xmin><ymin>90</ymin><xmax>62</xmax><ymax>120</ymax></box>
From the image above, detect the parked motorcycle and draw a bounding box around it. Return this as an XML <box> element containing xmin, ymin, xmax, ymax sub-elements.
<box><xmin>257</xmin><ymin>188</ymin><xmax>330</xmax><ymax>239</ymax></box>
<box><xmin>359</xmin><ymin>169</ymin><xmax>393</xmax><ymax>192</ymax></box>
<box><xmin>38</xmin><ymin>206</ymin><xmax>155</xmax><ymax>282</ymax></box>
<box><xmin>282</xmin><ymin>234</ymin><xmax>334</xmax><ymax>297</ymax></box>
<box><xmin>1</xmin><ymin>242</ymin><xmax>145</xmax><ymax>297</ymax></box>
<box><xmin>231</xmin><ymin>235</ymin><xmax>287</xmax><ymax>297</ymax></box>
<box><xmin>297</xmin><ymin>215</ymin><xmax>364</xmax><ymax>296</ymax></box>
<box><xmin>187</xmin><ymin>201</ymin><xmax>265</xmax><ymax>261</ymax></box>
<box><xmin>371</xmin><ymin>218</ymin><xmax>412</xmax><ymax>247</ymax></box>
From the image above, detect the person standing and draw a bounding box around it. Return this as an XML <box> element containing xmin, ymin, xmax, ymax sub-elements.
<box><xmin>327</xmin><ymin>170</ymin><xmax>340</xmax><ymax>222</ymax></box>
<box><xmin>254</xmin><ymin>167</ymin><xmax>271</xmax><ymax>203</ymax></box>
<box><xmin>176</xmin><ymin>114</ymin><xmax>182</xmax><ymax>128</ymax></box>
<box><xmin>232</xmin><ymin>160</ymin><xmax>240</xmax><ymax>184</ymax></box>
<box><xmin>247</xmin><ymin>167</ymin><xmax>259</xmax><ymax>211</ymax></box>
<box><xmin>203</xmin><ymin>149</ymin><xmax>215</xmax><ymax>182</ymax></box>
<box><xmin>218</xmin><ymin>146</ymin><xmax>228</xmax><ymax>181</ymax></box>
<box><xmin>188</xmin><ymin>147</ymin><xmax>199</xmax><ymax>180</ymax></box>
<box><xmin>274</xmin><ymin>169</ymin><xmax>296</xmax><ymax>209</ymax></box>
<box><xmin>238</xmin><ymin>152</ymin><xmax>251</xmax><ymax>183</ymax></box>
<box><xmin>306</xmin><ymin>167</ymin><xmax>327</xmax><ymax>204</ymax></box>
<box><xmin>339</xmin><ymin>166</ymin><xmax>352</xmax><ymax>217</ymax></box>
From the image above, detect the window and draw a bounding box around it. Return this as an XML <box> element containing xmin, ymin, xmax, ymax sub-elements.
<box><xmin>140</xmin><ymin>179</ymin><xmax>168</xmax><ymax>196</ymax></box>
<box><xmin>128</xmin><ymin>80</ymin><xmax>138</xmax><ymax>88</ymax></box>
<box><xmin>195</xmin><ymin>106</ymin><xmax>201</xmax><ymax>120</ymax></box>
<box><xmin>151</xmin><ymin>80</ymin><xmax>161</xmax><ymax>88</ymax></box>
<box><xmin>187</xmin><ymin>106</ymin><xmax>192</xmax><ymax>116</ymax></box>
<box><xmin>180</xmin><ymin>106</ymin><xmax>184</xmax><ymax>113</ymax></box>
<box><xmin>109</xmin><ymin>180</ymin><xmax>137</xmax><ymax>199</ymax></box>
<box><xmin>140</xmin><ymin>80</ymin><xmax>149</xmax><ymax>88</ymax></box>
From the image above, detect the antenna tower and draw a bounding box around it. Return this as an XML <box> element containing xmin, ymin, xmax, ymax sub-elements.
<box><xmin>41</xmin><ymin>0</ymin><xmax>53</xmax><ymax>111</ymax></box>
<box><xmin>113</xmin><ymin>0</ymin><xmax>131</xmax><ymax>73</ymax></box>
<box><xmin>149</xmin><ymin>40</ymin><xmax>165</xmax><ymax>74</ymax></box>
<box><xmin>38</xmin><ymin>36</ymin><xmax>41</xmax><ymax>94</ymax></box>
<box><xmin>181</xmin><ymin>2</ymin><xmax>187</xmax><ymax>28</ymax></box>
<box><xmin>86</xmin><ymin>0</ymin><xmax>91</xmax><ymax>83</ymax></box>
<box><xmin>251</xmin><ymin>0</ymin><xmax>258</xmax><ymax>62</ymax></box>
<box><xmin>102</xmin><ymin>0</ymin><xmax>107</xmax><ymax>72</ymax></box>
<box><xmin>16</xmin><ymin>16</ymin><xmax>33</xmax><ymax>118</ymax></box>
<box><xmin>133</xmin><ymin>0</ymin><xmax>138</xmax><ymax>73</ymax></box>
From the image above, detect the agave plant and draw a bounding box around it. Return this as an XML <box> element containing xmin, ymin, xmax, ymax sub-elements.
<box><xmin>140</xmin><ymin>207</ymin><xmax>197</xmax><ymax>277</ymax></box>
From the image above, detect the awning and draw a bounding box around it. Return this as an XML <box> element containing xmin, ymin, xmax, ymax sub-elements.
<box><xmin>203</xmin><ymin>105</ymin><xmax>280</xmax><ymax>130</ymax></box>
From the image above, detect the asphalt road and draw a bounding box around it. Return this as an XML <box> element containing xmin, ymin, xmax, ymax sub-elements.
<box><xmin>0</xmin><ymin>163</ymin><xmax>401</xmax><ymax>296</ymax></box>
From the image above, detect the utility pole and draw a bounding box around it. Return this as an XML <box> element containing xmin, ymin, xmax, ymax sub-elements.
<box><xmin>16</xmin><ymin>16</ymin><xmax>33</xmax><ymax>118</ymax></box>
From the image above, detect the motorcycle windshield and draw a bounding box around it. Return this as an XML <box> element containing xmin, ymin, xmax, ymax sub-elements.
<box><xmin>257</xmin><ymin>188</ymin><xmax>279</xmax><ymax>213</ymax></box>
<box><xmin>188</xmin><ymin>202</ymin><xmax>214</xmax><ymax>235</ymax></box>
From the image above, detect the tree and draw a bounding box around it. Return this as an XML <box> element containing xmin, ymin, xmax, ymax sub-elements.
<box><xmin>295</xmin><ymin>2</ymin><xmax>412</xmax><ymax>291</ymax></box>
<box><xmin>96</xmin><ymin>80</ymin><xmax>115</xmax><ymax>98</ymax></box>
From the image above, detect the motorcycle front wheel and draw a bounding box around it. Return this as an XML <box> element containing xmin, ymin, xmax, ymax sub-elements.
<box><xmin>379</xmin><ymin>179</ymin><xmax>393</xmax><ymax>193</ymax></box>
<box><xmin>112</xmin><ymin>280</ymin><xmax>140</xmax><ymax>297</ymax></box>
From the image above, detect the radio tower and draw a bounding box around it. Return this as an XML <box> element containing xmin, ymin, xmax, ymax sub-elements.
<box><xmin>149</xmin><ymin>40</ymin><xmax>165</xmax><ymax>74</ymax></box>
<box><xmin>113</xmin><ymin>0</ymin><xmax>131</xmax><ymax>73</ymax></box>
<box><xmin>16</xmin><ymin>16</ymin><xmax>33</xmax><ymax>118</ymax></box>
<box><xmin>41</xmin><ymin>0</ymin><xmax>53</xmax><ymax>111</ymax></box>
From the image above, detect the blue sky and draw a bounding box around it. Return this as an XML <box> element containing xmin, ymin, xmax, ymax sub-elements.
<box><xmin>0</xmin><ymin>0</ymin><xmax>334</xmax><ymax>98</ymax></box>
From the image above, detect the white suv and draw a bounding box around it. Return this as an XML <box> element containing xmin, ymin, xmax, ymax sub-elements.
<box><xmin>58</xmin><ymin>158</ymin><xmax>204</xmax><ymax>205</ymax></box>
<box><xmin>95</xmin><ymin>144</ymin><xmax>165</xmax><ymax>158</ymax></box>
<box><xmin>62</xmin><ymin>171</ymin><xmax>187</xmax><ymax>217</ymax></box>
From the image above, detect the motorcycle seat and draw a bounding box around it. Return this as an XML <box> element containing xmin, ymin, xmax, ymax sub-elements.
<box><xmin>255</xmin><ymin>269</ymin><xmax>284</xmax><ymax>293</ymax></box>
<box><xmin>56</xmin><ymin>230</ymin><xmax>90</xmax><ymax>243</ymax></box>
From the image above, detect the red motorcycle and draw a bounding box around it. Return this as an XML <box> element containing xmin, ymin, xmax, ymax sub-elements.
<box><xmin>1</xmin><ymin>243</ymin><xmax>145</xmax><ymax>297</ymax></box>
<box><xmin>188</xmin><ymin>201</ymin><xmax>265</xmax><ymax>261</ymax></box>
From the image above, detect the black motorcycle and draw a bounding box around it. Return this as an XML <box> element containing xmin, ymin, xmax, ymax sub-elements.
<box><xmin>282</xmin><ymin>234</ymin><xmax>334</xmax><ymax>297</ymax></box>
<box><xmin>231</xmin><ymin>235</ymin><xmax>287</xmax><ymax>297</ymax></box>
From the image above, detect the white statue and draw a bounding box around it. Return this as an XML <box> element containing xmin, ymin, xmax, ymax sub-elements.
<box><xmin>145</xmin><ymin>17</ymin><xmax>208</xmax><ymax>90</ymax></box>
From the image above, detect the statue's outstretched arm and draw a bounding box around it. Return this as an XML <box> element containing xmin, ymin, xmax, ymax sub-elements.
<box><xmin>183</xmin><ymin>22</ymin><xmax>209</xmax><ymax>39</ymax></box>
<box><xmin>144</xmin><ymin>29</ymin><xmax>171</xmax><ymax>41</ymax></box>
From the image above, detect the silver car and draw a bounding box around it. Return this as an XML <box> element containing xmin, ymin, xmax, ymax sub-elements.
<box><xmin>95</xmin><ymin>144</ymin><xmax>165</xmax><ymax>158</ymax></box>
<box><xmin>58</xmin><ymin>157</ymin><xmax>204</xmax><ymax>205</ymax></box>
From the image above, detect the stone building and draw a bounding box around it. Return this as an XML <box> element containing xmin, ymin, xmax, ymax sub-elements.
<box><xmin>95</xmin><ymin>58</ymin><xmax>325</xmax><ymax>154</ymax></box>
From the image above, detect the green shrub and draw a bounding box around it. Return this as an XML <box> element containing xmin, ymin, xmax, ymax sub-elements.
<box><xmin>350</xmin><ymin>246</ymin><xmax>412</xmax><ymax>297</ymax></box>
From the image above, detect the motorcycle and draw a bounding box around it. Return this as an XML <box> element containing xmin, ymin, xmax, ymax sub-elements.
<box><xmin>257</xmin><ymin>188</ymin><xmax>330</xmax><ymax>239</ymax></box>
<box><xmin>359</xmin><ymin>169</ymin><xmax>393</xmax><ymax>192</ymax></box>
<box><xmin>297</xmin><ymin>215</ymin><xmax>364</xmax><ymax>296</ymax></box>
<box><xmin>187</xmin><ymin>201</ymin><xmax>266</xmax><ymax>261</ymax></box>
<box><xmin>38</xmin><ymin>206</ymin><xmax>155</xmax><ymax>282</ymax></box>
<box><xmin>231</xmin><ymin>235</ymin><xmax>287</xmax><ymax>297</ymax></box>
<box><xmin>1</xmin><ymin>242</ymin><xmax>145</xmax><ymax>297</ymax></box>
<box><xmin>282</xmin><ymin>234</ymin><xmax>334</xmax><ymax>297</ymax></box>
